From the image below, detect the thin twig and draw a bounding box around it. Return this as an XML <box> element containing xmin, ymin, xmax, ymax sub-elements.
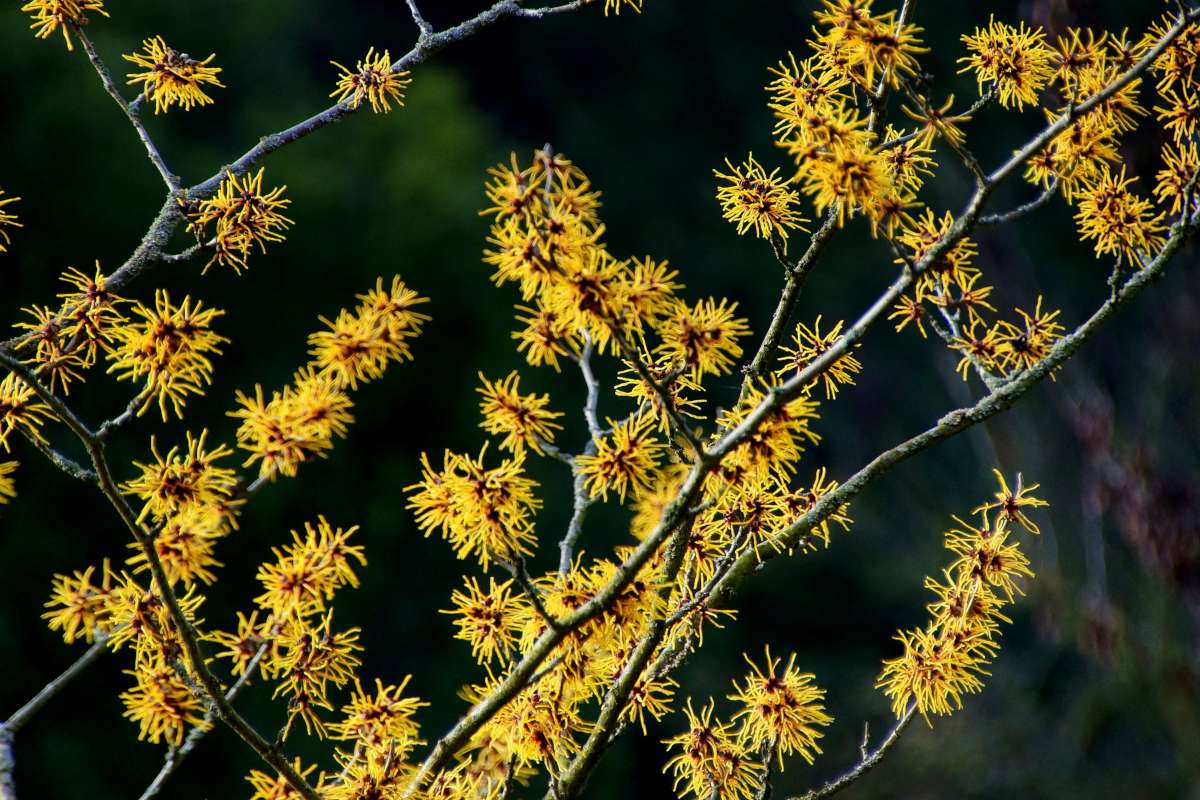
<box><xmin>979</xmin><ymin>178</ymin><xmax>1060</xmax><ymax>226</ymax></box>
<box><xmin>504</xmin><ymin>557</ymin><xmax>563</xmax><ymax>632</ymax></box>
<box><xmin>0</xmin><ymin>636</ymin><xmax>109</xmax><ymax>800</ymax></box>
<box><xmin>791</xmin><ymin>703</ymin><xmax>917</xmax><ymax>800</ymax></box>
<box><xmin>73</xmin><ymin>28</ymin><xmax>180</xmax><ymax>192</ymax></box>
<box><xmin>3</xmin><ymin>636</ymin><xmax>109</xmax><ymax>733</ymax></box>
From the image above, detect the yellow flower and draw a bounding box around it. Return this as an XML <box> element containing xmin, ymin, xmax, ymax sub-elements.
<box><xmin>728</xmin><ymin>647</ymin><xmax>832</xmax><ymax>767</ymax></box>
<box><xmin>406</xmin><ymin>446</ymin><xmax>541</xmax><ymax>571</ymax></box>
<box><xmin>1155</xmin><ymin>85</ymin><xmax>1200</xmax><ymax>145</ymax></box>
<box><xmin>185</xmin><ymin>169</ymin><xmax>293</xmax><ymax>273</ymax></box>
<box><xmin>0</xmin><ymin>188</ymin><xmax>22</xmax><ymax>253</ymax></box>
<box><xmin>876</xmin><ymin>624</ymin><xmax>986</xmax><ymax>719</ymax></box>
<box><xmin>231</xmin><ymin>368</ymin><xmax>355</xmax><ymax>481</ymax></box>
<box><xmin>766</xmin><ymin>52</ymin><xmax>849</xmax><ymax>139</ymax></box>
<box><xmin>655</xmin><ymin>297</ymin><xmax>751</xmax><ymax>381</ymax></box>
<box><xmin>255</xmin><ymin>517</ymin><xmax>364</xmax><ymax>619</ymax></box>
<box><xmin>441</xmin><ymin>576</ymin><xmax>528</xmax><ymax>665</ymax></box>
<box><xmin>620</xmin><ymin>673</ymin><xmax>678</xmax><ymax>735</ymax></box>
<box><xmin>10</xmin><ymin>262</ymin><xmax>125</xmax><ymax>393</ymax></box>
<box><xmin>880</xmin><ymin>124</ymin><xmax>937</xmax><ymax>191</ymax></box>
<box><xmin>945</xmin><ymin>512</ymin><xmax>1035</xmax><ymax>601</ymax></box>
<box><xmin>973</xmin><ymin>469</ymin><xmax>1048</xmax><ymax>534</ymax></box>
<box><xmin>1074</xmin><ymin>167</ymin><xmax>1165</xmax><ymax>267</ymax></box>
<box><xmin>663</xmin><ymin>698</ymin><xmax>762</xmax><ymax>800</ymax></box>
<box><xmin>784</xmin><ymin>466</ymin><xmax>853</xmax><ymax>548</ymax></box>
<box><xmin>994</xmin><ymin>297</ymin><xmax>1064</xmax><ymax>373</ymax></box>
<box><xmin>577</xmin><ymin>413</ymin><xmax>664</xmax><ymax>502</ymax></box>
<box><xmin>271</xmin><ymin>611</ymin><xmax>363</xmax><ymax>739</ymax></box>
<box><xmin>246</xmin><ymin>759</ymin><xmax>318</xmax><ymax>800</ymax></box>
<box><xmin>55</xmin><ymin>263</ymin><xmax>129</xmax><ymax>362</ymax></box>
<box><xmin>800</xmin><ymin>140</ymin><xmax>893</xmax><ymax>226</ymax></box>
<box><xmin>205</xmin><ymin>610</ymin><xmax>273</xmax><ymax>679</ymax></box>
<box><xmin>959</xmin><ymin>16</ymin><xmax>1054</xmax><ymax>110</ymax></box>
<box><xmin>21</xmin><ymin>0</ymin><xmax>107</xmax><ymax>51</ymax></box>
<box><xmin>307</xmin><ymin>279</ymin><xmax>428</xmax><ymax>389</ymax></box>
<box><xmin>775</xmin><ymin>316</ymin><xmax>862</xmax><ymax>399</ymax></box>
<box><xmin>1050</xmin><ymin>27</ymin><xmax>1106</xmax><ymax>91</ymax></box>
<box><xmin>105</xmin><ymin>574</ymin><xmax>205</xmax><ymax>669</ymax></box>
<box><xmin>512</xmin><ymin>302</ymin><xmax>580</xmax><ymax>371</ymax></box>
<box><xmin>330</xmin><ymin>47</ymin><xmax>411</xmax><ymax>113</ymax></box>
<box><xmin>42</xmin><ymin>560</ymin><xmax>115</xmax><ymax>644</ymax></box>
<box><xmin>329</xmin><ymin>676</ymin><xmax>427</xmax><ymax>753</ymax></box>
<box><xmin>603</xmin><ymin>0</ymin><xmax>643</xmax><ymax>15</ymax></box>
<box><xmin>105</xmin><ymin>290</ymin><xmax>228</xmax><ymax>421</ymax></box>
<box><xmin>716</xmin><ymin>385</ymin><xmax>821</xmax><ymax>481</ymax></box>
<box><xmin>121</xmin><ymin>430</ymin><xmax>238</xmax><ymax>523</ymax></box>
<box><xmin>888</xmin><ymin>293</ymin><xmax>928</xmax><ymax>338</ymax></box>
<box><xmin>126</xmin><ymin>506</ymin><xmax>228</xmax><ymax>587</ymax></box>
<box><xmin>714</xmin><ymin>153</ymin><xmax>807</xmax><ymax>248</ymax></box>
<box><xmin>124</xmin><ymin>36</ymin><xmax>224</xmax><ymax>114</ymax></box>
<box><xmin>0</xmin><ymin>460</ymin><xmax>15</xmax><ymax>504</ymax></box>
<box><xmin>1154</xmin><ymin>140</ymin><xmax>1200</xmax><ymax>216</ymax></box>
<box><xmin>897</xmin><ymin>209</ymin><xmax>979</xmax><ymax>296</ymax></box>
<box><xmin>617</xmin><ymin>256</ymin><xmax>683</xmax><ymax>333</ymax></box>
<box><xmin>0</xmin><ymin>372</ymin><xmax>55</xmax><ymax>452</ymax></box>
<box><xmin>477</xmin><ymin>370</ymin><xmax>563</xmax><ymax>454</ymax></box>
<box><xmin>949</xmin><ymin>319</ymin><xmax>1007</xmax><ymax>380</ymax></box>
<box><xmin>614</xmin><ymin>355</ymin><xmax>705</xmax><ymax>435</ymax></box>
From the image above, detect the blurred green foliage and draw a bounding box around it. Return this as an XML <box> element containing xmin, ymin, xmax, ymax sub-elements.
<box><xmin>1</xmin><ymin>1</ymin><xmax>1198</xmax><ymax>798</ymax></box>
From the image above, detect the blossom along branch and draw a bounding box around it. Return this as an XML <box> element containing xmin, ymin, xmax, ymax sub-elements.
<box><xmin>0</xmin><ymin>2</ymin><xmax>599</xmax><ymax>787</ymax></box>
<box><xmin>0</xmin><ymin>0</ymin><xmax>591</xmax><ymax>358</ymax></box>
<box><xmin>737</xmin><ymin>0</ymin><xmax>915</xmax><ymax>400</ymax></box>
<box><xmin>412</xmin><ymin>96</ymin><xmax>1200</xmax><ymax>793</ymax></box>
<box><xmin>0</xmin><ymin>347</ymin><xmax>325</xmax><ymax>799</ymax></box>
<box><xmin>455</xmin><ymin>8</ymin><xmax>1200</xmax><ymax>796</ymax></box>
<box><xmin>3</xmin><ymin>2</ymin><xmax>1199</xmax><ymax>800</ymax></box>
<box><xmin>708</xmin><ymin>199</ymin><xmax>1200</xmax><ymax>609</ymax></box>
<box><xmin>136</xmin><ymin>640</ymin><xmax>273</xmax><ymax>800</ymax></box>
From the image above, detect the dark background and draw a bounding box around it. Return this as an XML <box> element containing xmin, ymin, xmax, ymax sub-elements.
<box><xmin>1</xmin><ymin>1</ymin><xmax>1198</xmax><ymax>797</ymax></box>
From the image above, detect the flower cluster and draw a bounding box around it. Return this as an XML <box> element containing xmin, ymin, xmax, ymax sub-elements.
<box><xmin>184</xmin><ymin>169</ymin><xmax>293</xmax><ymax>273</ymax></box>
<box><xmin>233</xmin><ymin>276</ymin><xmax>427</xmax><ymax>480</ymax></box>
<box><xmin>13</xmin><ymin>264</ymin><xmax>127</xmax><ymax>395</ymax></box>
<box><xmin>0</xmin><ymin>188</ymin><xmax>21</xmax><ymax>253</ymax></box>
<box><xmin>124</xmin><ymin>36</ymin><xmax>224</xmax><ymax>114</ymax></box>
<box><xmin>331</xmin><ymin>47</ymin><xmax>412</xmax><ymax>113</ymax></box>
<box><xmin>877</xmin><ymin>470</ymin><xmax>1047</xmax><ymax>720</ymax></box>
<box><xmin>0</xmin><ymin>373</ymin><xmax>54</xmax><ymax>452</ymax></box>
<box><xmin>663</xmin><ymin>648</ymin><xmax>831</xmax><ymax>799</ymax></box>
<box><xmin>12</xmin><ymin>4</ymin><xmax>1197</xmax><ymax>800</ymax></box>
<box><xmin>21</xmin><ymin>0</ymin><xmax>108</xmax><ymax>50</ymax></box>
<box><xmin>43</xmin><ymin>558</ymin><xmax>207</xmax><ymax>744</ymax></box>
<box><xmin>106</xmin><ymin>290</ymin><xmax>228</xmax><ymax>420</ymax></box>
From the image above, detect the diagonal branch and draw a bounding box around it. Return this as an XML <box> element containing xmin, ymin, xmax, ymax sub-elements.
<box><xmin>73</xmin><ymin>27</ymin><xmax>180</xmax><ymax>192</ymax></box>
<box><xmin>791</xmin><ymin>703</ymin><xmax>917</xmax><ymax>800</ymax></box>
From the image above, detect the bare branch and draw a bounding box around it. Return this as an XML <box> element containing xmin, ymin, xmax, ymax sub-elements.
<box><xmin>575</xmin><ymin>336</ymin><xmax>603</xmax><ymax>440</ymax></box>
<box><xmin>1</xmin><ymin>636</ymin><xmax>109</xmax><ymax>800</ymax></box>
<box><xmin>790</xmin><ymin>703</ymin><xmax>917</xmax><ymax>800</ymax></box>
<box><xmin>979</xmin><ymin>178</ymin><xmax>1060</xmax><ymax>226</ymax></box>
<box><xmin>73</xmin><ymin>28</ymin><xmax>180</xmax><ymax>192</ymax></box>
<box><xmin>405</xmin><ymin>0</ymin><xmax>434</xmax><ymax>38</ymax></box>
